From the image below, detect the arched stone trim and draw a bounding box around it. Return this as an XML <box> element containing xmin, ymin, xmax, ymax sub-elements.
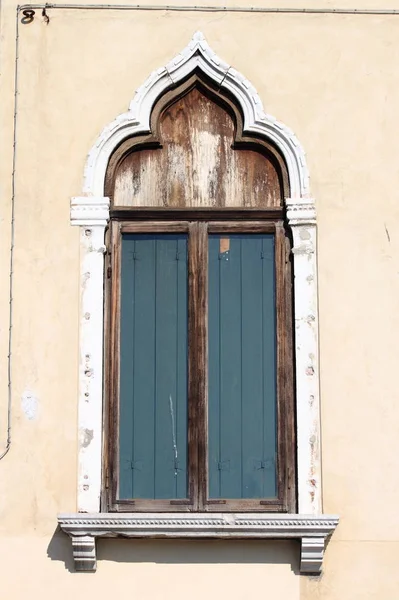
<box><xmin>69</xmin><ymin>35</ymin><xmax>329</xmax><ymax>557</ymax></box>
<box><xmin>82</xmin><ymin>31</ymin><xmax>309</xmax><ymax>200</ymax></box>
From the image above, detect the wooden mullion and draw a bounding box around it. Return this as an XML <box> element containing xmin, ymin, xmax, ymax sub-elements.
<box><xmin>275</xmin><ymin>221</ymin><xmax>296</xmax><ymax>512</ymax></box>
<box><xmin>196</xmin><ymin>223</ymin><xmax>208</xmax><ymax>511</ymax></box>
<box><xmin>188</xmin><ymin>223</ymin><xmax>200</xmax><ymax>510</ymax></box>
<box><xmin>188</xmin><ymin>222</ymin><xmax>208</xmax><ymax>511</ymax></box>
<box><xmin>108</xmin><ymin>221</ymin><xmax>122</xmax><ymax>511</ymax></box>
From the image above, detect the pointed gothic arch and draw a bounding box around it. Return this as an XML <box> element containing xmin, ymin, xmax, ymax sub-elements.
<box><xmin>81</xmin><ymin>32</ymin><xmax>309</xmax><ymax>200</ymax></box>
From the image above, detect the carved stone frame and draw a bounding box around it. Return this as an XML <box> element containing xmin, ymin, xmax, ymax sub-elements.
<box><xmin>61</xmin><ymin>32</ymin><xmax>338</xmax><ymax>574</ymax></box>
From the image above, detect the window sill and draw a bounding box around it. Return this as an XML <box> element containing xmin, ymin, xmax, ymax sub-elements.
<box><xmin>58</xmin><ymin>512</ymin><xmax>339</xmax><ymax>574</ymax></box>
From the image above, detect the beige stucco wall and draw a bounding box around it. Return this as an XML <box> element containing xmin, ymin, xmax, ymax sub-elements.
<box><xmin>1</xmin><ymin>2</ymin><xmax>399</xmax><ymax>598</ymax></box>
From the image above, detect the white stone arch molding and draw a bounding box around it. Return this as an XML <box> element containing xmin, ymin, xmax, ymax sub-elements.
<box><xmin>66</xmin><ymin>32</ymin><xmax>338</xmax><ymax>574</ymax></box>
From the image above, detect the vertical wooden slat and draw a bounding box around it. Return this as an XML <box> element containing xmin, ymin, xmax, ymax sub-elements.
<box><xmin>260</xmin><ymin>235</ymin><xmax>278</xmax><ymax>498</ymax></box>
<box><xmin>219</xmin><ymin>236</ymin><xmax>242</xmax><ymax>499</ymax></box>
<box><xmin>154</xmin><ymin>237</ymin><xmax>187</xmax><ymax>499</ymax></box>
<box><xmin>208</xmin><ymin>235</ymin><xmax>220</xmax><ymax>498</ymax></box>
<box><xmin>241</xmin><ymin>236</ymin><xmax>264</xmax><ymax>499</ymax></box>
<box><xmin>176</xmin><ymin>236</ymin><xmax>189</xmax><ymax>499</ymax></box>
<box><xmin>118</xmin><ymin>236</ymin><xmax>136</xmax><ymax>499</ymax></box>
<box><xmin>154</xmin><ymin>238</ymin><xmax>174</xmax><ymax>498</ymax></box>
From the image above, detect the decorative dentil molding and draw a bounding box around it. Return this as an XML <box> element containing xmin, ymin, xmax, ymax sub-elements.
<box><xmin>82</xmin><ymin>31</ymin><xmax>309</xmax><ymax>200</ymax></box>
<box><xmin>70</xmin><ymin>196</ymin><xmax>110</xmax><ymax>226</ymax></box>
<box><xmin>58</xmin><ymin>513</ymin><xmax>339</xmax><ymax>574</ymax></box>
<box><xmin>286</xmin><ymin>199</ymin><xmax>317</xmax><ymax>227</ymax></box>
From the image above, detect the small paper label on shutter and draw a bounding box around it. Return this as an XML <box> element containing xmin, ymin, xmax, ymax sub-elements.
<box><xmin>219</xmin><ymin>237</ymin><xmax>230</xmax><ymax>253</ymax></box>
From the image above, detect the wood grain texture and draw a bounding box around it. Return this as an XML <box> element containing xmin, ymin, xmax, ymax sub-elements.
<box><xmin>275</xmin><ymin>222</ymin><xmax>296</xmax><ymax>513</ymax></box>
<box><xmin>112</xmin><ymin>87</ymin><xmax>283</xmax><ymax>209</ymax></box>
<box><xmin>111</xmin><ymin>208</ymin><xmax>283</xmax><ymax>222</ymax></box>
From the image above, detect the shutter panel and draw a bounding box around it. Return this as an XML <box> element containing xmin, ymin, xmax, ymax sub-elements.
<box><xmin>119</xmin><ymin>234</ymin><xmax>188</xmax><ymax>500</ymax></box>
<box><xmin>208</xmin><ymin>234</ymin><xmax>277</xmax><ymax>499</ymax></box>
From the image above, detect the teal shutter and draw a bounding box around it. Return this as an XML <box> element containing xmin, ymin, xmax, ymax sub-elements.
<box><xmin>119</xmin><ymin>234</ymin><xmax>188</xmax><ymax>500</ymax></box>
<box><xmin>208</xmin><ymin>234</ymin><xmax>277</xmax><ymax>499</ymax></box>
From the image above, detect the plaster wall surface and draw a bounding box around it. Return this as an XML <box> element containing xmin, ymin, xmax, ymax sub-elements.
<box><xmin>1</xmin><ymin>3</ymin><xmax>399</xmax><ymax>598</ymax></box>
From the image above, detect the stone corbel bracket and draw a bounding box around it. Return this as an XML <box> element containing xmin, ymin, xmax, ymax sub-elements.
<box><xmin>58</xmin><ymin>513</ymin><xmax>338</xmax><ymax>574</ymax></box>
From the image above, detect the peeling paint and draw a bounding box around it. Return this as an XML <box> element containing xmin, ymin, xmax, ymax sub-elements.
<box><xmin>21</xmin><ymin>390</ymin><xmax>38</xmax><ymax>420</ymax></box>
<box><xmin>220</xmin><ymin>237</ymin><xmax>230</xmax><ymax>253</ymax></box>
<box><xmin>299</xmin><ymin>227</ymin><xmax>311</xmax><ymax>240</ymax></box>
<box><xmin>80</xmin><ymin>428</ymin><xmax>94</xmax><ymax>448</ymax></box>
<box><xmin>113</xmin><ymin>88</ymin><xmax>282</xmax><ymax>209</ymax></box>
<box><xmin>292</xmin><ymin>245</ymin><xmax>310</xmax><ymax>255</ymax></box>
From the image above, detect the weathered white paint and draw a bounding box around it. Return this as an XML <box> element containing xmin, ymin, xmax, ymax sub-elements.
<box><xmin>58</xmin><ymin>512</ymin><xmax>338</xmax><ymax>573</ymax></box>
<box><xmin>21</xmin><ymin>390</ymin><xmax>38</xmax><ymax>420</ymax></box>
<box><xmin>286</xmin><ymin>200</ymin><xmax>321</xmax><ymax>514</ymax></box>
<box><xmin>70</xmin><ymin>197</ymin><xmax>110</xmax><ymax>513</ymax></box>
<box><xmin>71</xmin><ymin>33</ymin><xmax>322</xmax><ymax>518</ymax></box>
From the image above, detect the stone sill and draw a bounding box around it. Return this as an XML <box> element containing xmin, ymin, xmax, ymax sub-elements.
<box><xmin>58</xmin><ymin>512</ymin><xmax>339</xmax><ymax>574</ymax></box>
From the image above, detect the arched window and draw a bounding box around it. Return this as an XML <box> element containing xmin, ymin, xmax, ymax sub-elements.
<box><xmin>104</xmin><ymin>76</ymin><xmax>295</xmax><ymax>513</ymax></box>
<box><xmin>61</xmin><ymin>33</ymin><xmax>338</xmax><ymax>575</ymax></box>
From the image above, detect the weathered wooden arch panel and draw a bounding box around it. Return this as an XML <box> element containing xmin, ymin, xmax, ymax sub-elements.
<box><xmin>107</xmin><ymin>77</ymin><xmax>288</xmax><ymax>208</ymax></box>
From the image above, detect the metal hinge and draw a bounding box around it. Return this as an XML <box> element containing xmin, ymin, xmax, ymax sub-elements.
<box><xmin>107</xmin><ymin>266</ymin><xmax>111</xmax><ymax>279</ymax></box>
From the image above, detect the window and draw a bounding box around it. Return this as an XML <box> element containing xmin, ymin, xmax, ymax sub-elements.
<box><xmin>103</xmin><ymin>77</ymin><xmax>296</xmax><ymax>513</ymax></box>
<box><xmin>61</xmin><ymin>34</ymin><xmax>338</xmax><ymax>574</ymax></box>
<box><xmin>105</xmin><ymin>217</ymin><xmax>295</xmax><ymax>513</ymax></box>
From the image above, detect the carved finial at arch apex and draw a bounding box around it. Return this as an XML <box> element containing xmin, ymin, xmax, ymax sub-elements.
<box><xmin>82</xmin><ymin>31</ymin><xmax>310</xmax><ymax>200</ymax></box>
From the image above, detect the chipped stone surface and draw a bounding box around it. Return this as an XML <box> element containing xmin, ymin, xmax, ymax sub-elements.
<box><xmin>71</xmin><ymin>201</ymin><xmax>109</xmax><ymax>513</ymax></box>
<box><xmin>288</xmin><ymin>210</ymin><xmax>321</xmax><ymax>514</ymax></box>
<box><xmin>80</xmin><ymin>428</ymin><xmax>94</xmax><ymax>448</ymax></box>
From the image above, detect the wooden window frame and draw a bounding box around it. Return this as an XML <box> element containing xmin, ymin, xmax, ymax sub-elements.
<box><xmin>104</xmin><ymin>208</ymin><xmax>296</xmax><ymax>513</ymax></box>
